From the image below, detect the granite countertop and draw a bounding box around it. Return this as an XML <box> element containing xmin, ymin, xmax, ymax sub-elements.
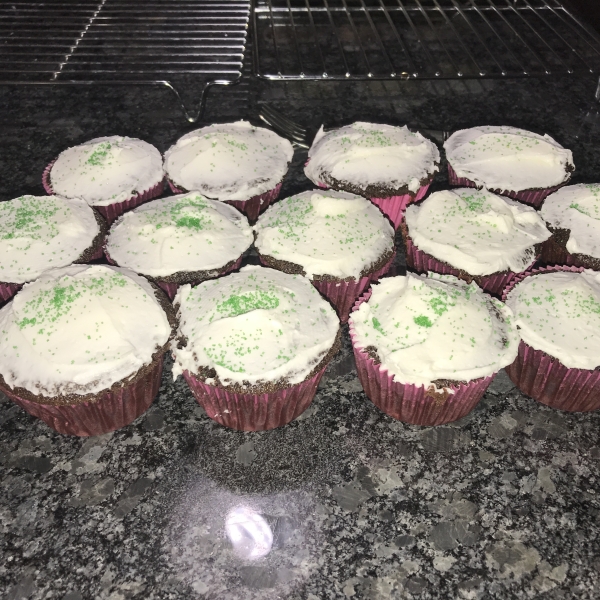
<box><xmin>1</xmin><ymin>75</ymin><xmax>600</xmax><ymax>600</ymax></box>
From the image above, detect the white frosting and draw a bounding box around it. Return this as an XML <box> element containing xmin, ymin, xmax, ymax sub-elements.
<box><xmin>404</xmin><ymin>188</ymin><xmax>550</xmax><ymax>276</ymax></box>
<box><xmin>0</xmin><ymin>264</ymin><xmax>172</xmax><ymax>396</ymax></box>
<box><xmin>350</xmin><ymin>273</ymin><xmax>519</xmax><ymax>387</ymax></box>
<box><xmin>540</xmin><ymin>184</ymin><xmax>600</xmax><ymax>258</ymax></box>
<box><xmin>444</xmin><ymin>126</ymin><xmax>573</xmax><ymax>192</ymax></box>
<box><xmin>50</xmin><ymin>136</ymin><xmax>164</xmax><ymax>206</ymax></box>
<box><xmin>0</xmin><ymin>195</ymin><xmax>100</xmax><ymax>284</ymax></box>
<box><xmin>506</xmin><ymin>270</ymin><xmax>600</xmax><ymax>369</ymax></box>
<box><xmin>171</xmin><ymin>266</ymin><xmax>339</xmax><ymax>387</ymax></box>
<box><xmin>254</xmin><ymin>190</ymin><xmax>394</xmax><ymax>279</ymax></box>
<box><xmin>305</xmin><ymin>122</ymin><xmax>440</xmax><ymax>194</ymax></box>
<box><xmin>106</xmin><ymin>193</ymin><xmax>253</xmax><ymax>278</ymax></box>
<box><xmin>164</xmin><ymin>121</ymin><xmax>294</xmax><ymax>201</ymax></box>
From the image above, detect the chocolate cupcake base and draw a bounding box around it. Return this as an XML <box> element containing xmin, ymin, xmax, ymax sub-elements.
<box><xmin>447</xmin><ymin>163</ymin><xmax>569</xmax><ymax>208</ymax></box>
<box><xmin>167</xmin><ymin>180</ymin><xmax>282</xmax><ymax>224</ymax></box>
<box><xmin>540</xmin><ymin>225</ymin><xmax>600</xmax><ymax>270</ymax></box>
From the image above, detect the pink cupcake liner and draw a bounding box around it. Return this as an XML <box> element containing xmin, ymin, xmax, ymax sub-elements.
<box><xmin>43</xmin><ymin>159</ymin><xmax>165</xmax><ymax>225</ymax></box>
<box><xmin>501</xmin><ymin>264</ymin><xmax>600</xmax><ymax>412</ymax></box>
<box><xmin>167</xmin><ymin>180</ymin><xmax>282</xmax><ymax>224</ymax></box>
<box><xmin>312</xmin><ymin>251</ymin><xmax>396</xmax><ymax>323</ymax></box>
<box><xmin>0</xmin><ymin>282</ymin><xmax>22</xmax><ymax>304</ymax></box>
<box><xmin>313</xmin><ymin>177</ymin><xmax>430</xmax><ymax>230</ymax></box>
<box><xmin>447</xmin><ymin>163</ymin><xmax>564</xmax><ymax>208</ymax></box>
<box><xmin>182</xmin><ymin>366</ymin><xmax>327</xmax><ymax>431</ymax></box>
<box><xmin>349</xmin><ymin>291</ymin><xmax>494</xmax><ymax>425</ymax></box>
<box><xmin>402</xmin><ymin>225</ymin><xmax>535</xmax><ymax>296</ymax></box>
<box><xmin>368</xmin><ymin>183</ymin><xmax>431</xmax><ymax>230</ymax></box>
<box><xmin>1</xmin><ymin>356</ymin><xmax>164</xmax><ymax>436</ymax></box>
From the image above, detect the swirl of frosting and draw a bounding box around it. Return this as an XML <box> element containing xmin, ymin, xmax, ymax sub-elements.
<box><xmin>444</xmin><ymin>126</ymin><xmax>573</xmax><ymax>192</ymax></box>
<box><xmin>164</xmin><ymin>121</ymin><xmax>294</xmax><ymax>201</ymax></box>
<box><xmin>0</xmin><ymin>195</ymin><xmax>100</xmax><ymax>284</ymax></box>
<box><xmin>350</xmin><ymin>272</ymin><xmax>519</xmax><ymax>387</ymax></box>
<box><xmin>254</xmin><ymin>189</ymin><xmax>394</xmax><ymax>279</ymax></box>
<box><xmin>171</xmin><ymin>266</ymin><xmax>339</xmax><ymax>387</ymax></box>
<box><xmin>506</xmin><ymin>270</ymin><xmax>600</xmax><ymax>369</ymax></box>
<box><xmin>106</xmin><ymin>193</ymin><xmax>253</xmax><ymax>278</ymax></box>
<box><xmin>404</xmin><ymin>188</ymin><xmax>550</xmax><ymax>276</ymax></box>
<box><xmin>540</xmin><ymin>184</ymin><xmax>600</xmax><ymax>258</ymax></box>
<box><xmin>50</xmin><ymin>136</ymin><xmax>164</xmax><ymax>206</ymax></box>
<box><xmin>305</xmin><ymin>122</ymin><xmax>440</xmax><ymax>194</ymax></box>
<box><xmin>0</xmin><ymin>264</ymin><xmax>172</xmax><ymax>396</ymax></box>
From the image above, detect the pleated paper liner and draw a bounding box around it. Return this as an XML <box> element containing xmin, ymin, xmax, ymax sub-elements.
<box><xmin>349</xmin><ymin>290</ymin><xmax>495</xmax><ymax>426</ymax></box>
<box><xmin>400</xmin><ymin>221</ymin><xmax>534</xmax><ymax>297</ymax></box>
<box><xmin>502</xmin><ymin>264</ymin><xmax>600</xmax><ymax>412</ymax></box>
<box><xmin>447</xmin><ymin>163</ymin><xmax>565</xmax><ymax>208</ymax></box>
<box><xmin>311</xmin><ymin>251</ymin><xmax>396</xmax><ymax>323</ymax></box>
<box><xmin>0</xmin><ymin>282</ymin><xmax>22</xmax><ymax>305</ymax></box>
<box><xmin>183</xmin><ymin>366</ymin><xmax>327</xmax><ymax>431</ymax></box>
<box><xmin>43</xmin><ymin>159</ymin><xmax>165</xmax><ymax>224</ymax></box>
<box><xmin>167</xmin><ymin>180</ymin><xmax>282</xmax><ymax>224</ymax></box>
<box><xmin>0</xmin><ymin>356</ymin><xmax>165</xmax><ymax>436</ymax></box>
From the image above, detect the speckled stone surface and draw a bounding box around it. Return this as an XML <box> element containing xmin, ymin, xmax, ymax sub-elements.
<box><xmin>1</xmin><ymin>74</ymin><xmax>600</xmax><ymax>599</ymax></box>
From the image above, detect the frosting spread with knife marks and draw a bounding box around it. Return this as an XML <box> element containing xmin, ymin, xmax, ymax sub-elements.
<box><xmin>50</xmin><ymin>136</ymin><xmax>164</xmax><ymax>206</ymax></box>
<box><xmin>106</xmin><ymin>193</ymin><xmax>253</xmax><ymax>278</ymax></box>
<box><xmin>164</xmin><ymin>121</ymin><xmax>294</xmax><ymax>201</ymax></box>
<box><xmin>444</xmin><ymin>126</ymin><xmax>573</xmax><ymax>192</ymax></box>
<box><xmin>305</xmin><ymin>122</ymin><xmax>440</xmax><ymax>194</ymax></box>
<box><xmin>0</xmin><ymin>195</ymin><xmax>100</xmax><ymax>284</ymax></box>
<box><xmin>405</xmin><ymin>188</ymin><xmax>550</xmax><ymax>276</ymax></box>
<box><xmin>0</xmin><ymin>264</ymin><xmax>172</xmax><ymax>396</ymax></box>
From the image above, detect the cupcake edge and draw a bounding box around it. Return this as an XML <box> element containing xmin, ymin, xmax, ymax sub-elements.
<box><xmin>501</xmin><ymin>264</ymin><xmax>600</xmax><ymax>412</ymax></box>
<box><xmin>43</xmin><ymin>159</ymin><xmax>166</xmax><ymax>224</ymax></box>
<box><xmin>349</xmin><ymin>290</ymin><xmax>495</xmax><ymax>426</ymax></box>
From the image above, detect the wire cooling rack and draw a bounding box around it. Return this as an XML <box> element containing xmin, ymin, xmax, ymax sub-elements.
<box><xmin>252</xmin><ymin>0</ymin><xmax>600</xmax><ymax>80</ymax></box>
<box><xmin>0</xmin><ymin>0</ymin><xmax>250</xmax><ymax>121</ymax></box>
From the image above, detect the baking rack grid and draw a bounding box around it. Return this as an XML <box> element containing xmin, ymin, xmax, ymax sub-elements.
<box><xmin>1</xmin><ymin>1</ymin><xmax>600</xmax><ymax>120</ymax></box>
<box><xmin>253</xmin><ymin>0</ymin><xmax>600</xmax><ymax>80</ymax></box>
<box><xmin>0</xmin><ymin>0</ymin><xmax>250</xmax><ymax>120</ymax></box>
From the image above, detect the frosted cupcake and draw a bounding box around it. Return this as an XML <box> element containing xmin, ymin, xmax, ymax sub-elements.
<box><xmin>540</xmin><ymin>184</ymin><xmax>600</xmax><ymax>269</ymax></box>
<box><xmin>0</xmin><ymin>264</ymin><xmax>174</xmax><ymax>436</ymax></box>
<box><xmin>0</xmin><ymin>195</ymin><xmax>106</xmax><ymax>304</ymax></box>
<box><xmin>504</xmin><ymin>267</ymin><xmax>600</xmax><ymax>412</ymax></box>
<box><xmin>164</xmin><ymin>121</ymin><xmax>294</xmax><ymax>223</ymax></box>
<box><xmin>105</xmin><ymin>193</ymin><xmax>253</xmax><ymax>300</ymax></box>
<box><xmin>304</xmin><ymin>122</ymin><xmax>439</xmax><ymax>228</ymax></box>
<box><xmin>444</xmin><ymin>126</ymin><xmax>574</xmax><ymax>207</ymax></box>
<box><xmin>172</xmin><ymin>266</ymin><xmax>341</xmax><ymax>431</ymax></box>
<box><xmin>349</xmin><ymin>272</ymin><xmax>519</xmax><ymax>425</ymax></box>
<box><xmin>43</xmin><ymin>136</ymin><xmax>164</xmax><ymax>224</ymax></box>
<box><xmin>254</xmin><ymin>190</ymin><xmax>395</xmax><ymax>322</ymax></box>
<box><xmin>402</xmin><ymin>188</ymin><xmax>550</xmax><ymax>295</ymax></box>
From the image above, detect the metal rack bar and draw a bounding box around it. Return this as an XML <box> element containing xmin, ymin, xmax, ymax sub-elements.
<box><xmin>378</xmin><ymin>0</ymin><xmax>417</xmax><ymax>77</ymax></box>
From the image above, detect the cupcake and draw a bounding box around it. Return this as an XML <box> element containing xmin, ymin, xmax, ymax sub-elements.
<box><xmin>304</xmin><ymin>122</ymin><xmax>439</xmax><ymax>229</ymax></box>
<box><xmin>504</xmin><ymin>267</ymin><xmax>600</xmax><ymax>412</ymax></box>
<box><xmin>444</xmin><ymin>126</ymin><xmax>574</xmax><ymax>207</ymax></box>
<box><xmin>539</xmin><ymin>184</ymin><xmax>600</xmax><ymax>269</ymax></box>
<box><xmin>254</xmin><ymin>189</ymin><xmax>395</xmax><ymax>322</ymax></box>
<box><xmin>43</xmin><ymin>136</ymin><xmax>164</xmax><ymax>224</ymax></box>
<box><xmin>172</xmin><ymin>265</ymin><xmax>341</xmax><ymax>431</ymax></box>
<box><xmin>164</xmin><ymin>121</ymin><xmax>294</xmax><ymax>223</ymax></box>
<box><xmin>0</xmin><ymin>264</ymin><xmax>174</xmax><ymax>436</ymax></box>
<box><xmin>0</xmin><ymin>195</ymin><xmax>107</xmax><ymax>304</ymax></box>
<box><xmin>349</xmin><ymin>272</ymin><xmax>519</xmax><ymax>425</ymax></box>
<box><xmin>105</xmin><ymin>192</ymin><xmax>253</xmax><ymax>300</ymax></box>
<box><xmin>401</xmin><ymin>188</ymin><xmax>550</xmax><ymax>296</ymax></box>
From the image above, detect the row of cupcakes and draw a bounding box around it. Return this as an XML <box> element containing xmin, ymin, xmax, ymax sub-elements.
<box><xmin>2</xmin><ymin>259</ymin><xmax>598</xmax><ymax>438</ymax></box>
